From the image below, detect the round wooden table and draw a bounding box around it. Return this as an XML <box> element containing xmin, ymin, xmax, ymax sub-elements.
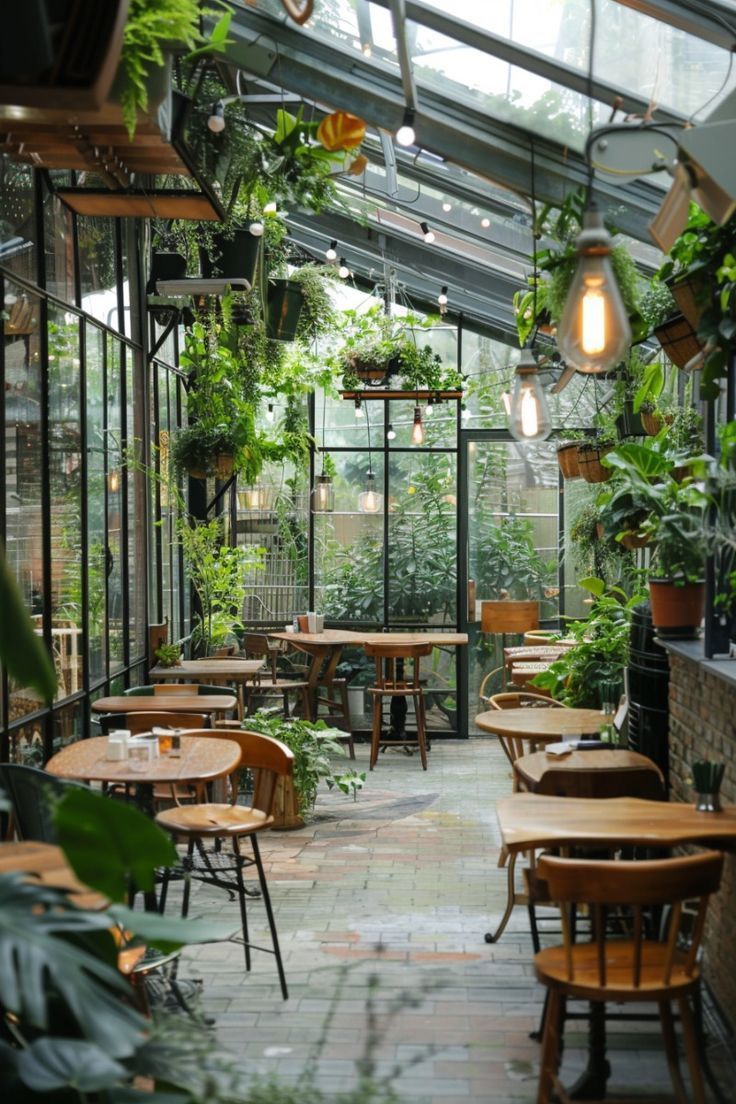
<box><xmin>46</xmin><ymin>735</ymin><xmax>240</xmax><ymax>790</ymax></box>
<box><xmin>92</xmin><ymin>694</ymin><xmax>237</xmax><ymax>715</ymax></box>
<box><xmin>513</xmin><ymin>748</ymin><xmax>664</xmax><ymax>797</ymax></box>
<box><xmin>477</xmin><ymin>707</ymin><xmax>608</xmax><ymax>741</ymax></box>
<box><xmin>148</xmin><ymin>659</ymin><xmax>264</xmax><ymax>682</ymax></box>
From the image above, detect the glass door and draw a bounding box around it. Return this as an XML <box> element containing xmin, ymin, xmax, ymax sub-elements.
<box><xmin>458</xmin><ymin>432</ymin><xmax>562</xmax><ymax>733</ymax></box>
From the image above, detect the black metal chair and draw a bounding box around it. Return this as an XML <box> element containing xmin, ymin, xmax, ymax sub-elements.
<box><xmin>0</xmin><ymin>762</ymin><xmax>86</xmax><ymax>842</ymax></box>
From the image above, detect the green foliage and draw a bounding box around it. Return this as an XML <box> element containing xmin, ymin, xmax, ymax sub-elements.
<box><xmin>120</xmin><ymin>1</ymin><xmax>231</xmax><ymax>138</ymax></box>
<box><xmin>178</xmin><ymin>517</ymin><xmax>264</xmax><ymax>653</ymax></box>
<box><xmin>155</xmin><ymin>642</ymin><xmax>183</xmax><ymax>667</ymax></box>
<box><xmin>475</xmin><ymin>515</ymin><xmax>557</xmax><ymax>603</ymax></box>
<box><xmin>531</xmin><ymin>585</ymin><xmax>638</xmax><ymax>708</ymax></box>
<box><xmin>639</xmin><ymin>280</ymin><xmax>677</xmax><ymax>332</ymax></box>
<box><xmin>290</xmin><ymin>263</ymin><xmax>339</xmax><ymax>343</ymax></box>
<box><xmin>0</xmin><ymin>547</ymin><xmax>56</xmax><ymax>703</ymax></box>
<box><xmin>169</xmin><ymin>421</ymin><xmax>238</xmax><ymax>478</ymax></box>
<box><xmin>327</xmin><ymin>769</ymin><xmax>367</xmax><ymax>802</ymax></box>
<box><xmin>243</xmin><ymin>711</ymin><xmax>347</xmax><ymax>813</ymax></box>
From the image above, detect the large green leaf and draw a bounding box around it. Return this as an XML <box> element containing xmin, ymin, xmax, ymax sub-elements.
<box><xmin>603</xmin><ymin>442</ymin><xmax>672</xmax><ymax>480</ymax></box>
<box><xmin>107</xmin><ymin>906</ymin><xmax>234</xmax><ymax>954</ymax></box>
<box><xmin>54</xmin><ymin>789</ymin><xmax>177</xmax><ymax>904</ymax></box>
<box><xmin>0</xmin><ymin>548</ymin><xmax>56</xmax><ymax>703</ymax></box>
<box><xmin>16</xmin><ymin>1038</ymin><xmax>126</xmax><ymax>1093</ymax></box>
<box><xmin>0</xmin><ymin>874</ymin><xmax>145</xmax><ymax>1056</ymax></box>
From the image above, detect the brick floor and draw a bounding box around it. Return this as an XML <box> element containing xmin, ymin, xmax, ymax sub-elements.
<box><xmin>175</xmin><ymin>737</ymin><xmax>732</xmax><ymax>1102</ymax></box>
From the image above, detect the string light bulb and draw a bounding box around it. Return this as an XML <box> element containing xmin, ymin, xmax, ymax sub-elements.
<box><xmin>557</xmin><ymin>205</ymin><xmax>631</xmax><ymax>374</ymax></box>
<box><xmin>249</xmin><ymin>221</ymin><xmax>264</xmax><ymax>237</ymax></box>
<box><xmin>387</xmin><ymin>423</ymin><xmax>396</xmax><ymax>440</ymax></box>
<box><xmin>438</xmin><ymin>285</ymin><xmax>448</xmax><ymax>315</ymax></box>
<box><xmin>425</xmin><ymin>397</ymin><xmax>434</xmax><ymax>418</ymax></box>
<box><xmin>508</xmin><ymin>349</ymin><xmax>552</xmax><ymax>442</ymax></box>
<box><xmin>480</xmin><ymin>216</ymin><xmax>490</xmax><ymax>228</ymax></box>
<box><xmin>358</xmin><ymin>472</ymin><xmax>382</xmax><ymax>513</ymax></box>
<box><xmin>265</xmin><ymin>403</ymin><xmax>275</xmax><ymax>424</ymax></box>
<box><xmin>207</xmin><ymin>101</ymin><xmax>225</xmax><ymax>133</ymax></box>
<box><xmin>461</xmin><ymin>404</ymin><xmax>471</xmax><ymax>421</ymax></box>
<box><xmin>354</xmin><ymin>398</ymin><xmax>364</xmax><ymax>419</ymax></box>
<box><xmin>107</xmin><ymin>469</ymin><xmax>120</xmax><ymax>494</ymax></box>
<box><xmin>420</xmin><ymin>221</ymin><xmax>435</xmax><ymax>244</ymax></box>
<box><xmin>411</xmin><ymin>405</ymin><xmax>425</xmax><ymax>445</ymax></box>
<box><xmin>395</xmin><ymin>108</ymin><xmax>416</xmax><ymax>147</ymax></box>
<box><xmin>325</xmin><ymin>239</ymin><xmax>338</xmax><ymax>262</ymax></box>
<box><xmin>338</xmin><ymin>258</ymin><xmax>350</xmax><ymax>279</ymax></box>
<box><xmin>442</xmin><ymin>201</ymin><xmax>452</xmax><ymax>213</ymax></box>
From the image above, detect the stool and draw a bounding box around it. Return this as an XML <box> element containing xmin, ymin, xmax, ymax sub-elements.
<box><xmin>365</xmin><ymin>642</ymin><xmax>433</xmax><ymax>771</ymax></box>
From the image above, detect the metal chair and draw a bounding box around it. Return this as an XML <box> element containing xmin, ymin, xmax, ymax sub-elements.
<box><xmin>0</xmin><ymin>763</ymin><xmax>85</xmax><ymax>842</ymax></box>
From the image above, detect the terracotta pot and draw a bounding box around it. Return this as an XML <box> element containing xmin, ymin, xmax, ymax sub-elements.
<box><xmin>670</xmin><ymin>277</ymin><xmax>705</xmax><ymax>331</ymax></box>
<box><xmin>577</xmin><ymin>444</ymin><xmax>612</xmax><ymax>484</ymax></box>
<box><xmin>214</xmin><ymin>452</ymin><xmax>235</xmax><ymax>480</ymax></box>
<box><xmin>654</xmin><ymin>315</ymin><xmax>703</xmax><ymax>371</ymax></box>
<box><xmin>557</xmin><ymin>441</ymin><xmax>581</xmax><ymax>479</ymax></box>
<box><xmin>641</xmin><ymin>410</ymin><xmax>663</xmax><ymax>436</ymax></box>
<box><xmin>648</xmin><ymin>579</ymin><xmax>705</xmax><ymax>637</ymax></box>
<box><xmin>270</xmin><ymin>774</ymin><xmax>305</xmax><ymax>830</ymax></box>
<box><xmin>187</xmin><ymin>466</ymin><xmax>207</xmax><ymax>480</ymax></box>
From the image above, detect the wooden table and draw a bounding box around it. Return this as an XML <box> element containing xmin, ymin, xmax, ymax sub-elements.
<box><xmin>476</xmin><ymin>707</ymin><xmax>609</xmax><ymax>743</ymax></box>
<box><xmin>269</xmin><ymin>630</ymin><xmax>468</xmax><ymax>729</ymax></box>
<box><xmin>47</xmin><ymin>735</ymin><xmax>240</xmax><ymax>791</ymax></box>
<box><xmin>514</xmin><ymin>748</ymin><xmax>664</xmax><ymax>795</ymax></box>
<box><xmin>92</xmin><ymin>694</ymin><xmax>237</xmax><ymax>716</ymax></box>
<box><xmin>148</xmin><ymin>660</ymin><xmax>264</xmax><ymax>718</ymax></box>
<box><xmin>0</xmin><ymin>840</ymin><xmax>106</xmax><ymax>910</ymax></box>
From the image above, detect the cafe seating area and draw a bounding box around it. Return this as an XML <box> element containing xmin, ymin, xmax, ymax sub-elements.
<box><xmin>4</xmin><ymin>2</ymin><xmax>736</xmax><ymax>1102</ymax></box>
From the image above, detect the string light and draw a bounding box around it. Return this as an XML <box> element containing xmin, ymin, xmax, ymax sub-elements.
<box><xmin>387</xmin><ymin>423</ymin><xmax>396</xmax><ymax>440</ymax></box>
<box><xmin>265</xmin><ymin>403</ymin><xmax>275</xmax><ymax>423</ymax></box>
<box><xmin>395</xmin><ymin>108</ymin><xmax>416</xmax><ymax>147</ymax></box>
<box><xmin>354</xmin><ymin>398</ymin><xmax>364</xmax><ymax>419</ymax></box>
<box><xmin>325</xmin><ymin>239</ymin><xmax>338</xmax><ymax>261</ymax></box>
<box><xmin>438</xmin><ymin>285</ymin><xmax>448</xmax><ymax>315</ymax></box>
<box><xmin>420</xmin><ymin>221</ymin><xmax>435</xmax><ymax>244</ymax></box>
<box><xmin>480</xmin><ymin>216</ymin><xmax>490</xmax><ymax>228</ymax></box>
<box><xmin>338</xmin><ymin>258</ymin><xmax>350</xmax><ymax>279</ymax></box>
<box><xmin>425</xmin><ymin>397</ymin><xmax>434</xmax><ymax>418</ymax></box>
<box><xmin>442</xmin><ymin>201</ymin><xmax>452</xmax><ymax>213</ymax></box>
<box><xmin>207</xmin><ymin>101</ymin><xmax>225</xmax><ymax>133</ymax></box>
<box><xmin>461</xmin><ymin>404</ymin><xmax>471</xmax><ymax>421</ymax></box>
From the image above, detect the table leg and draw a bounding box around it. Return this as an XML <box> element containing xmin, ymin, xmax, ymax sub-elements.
<box><xmin>132</xmin><ymin>782</ymin><xmax>161</xmax><ymax>913</ymax></box>
<box><xmin>566</xmin><ymin>1002</ymin><xmax>610</xmax><ymax>1100</ymax></box>
<box><xmin>484</xmin><ymin>851</ymin><xmax>518</xmax><ymax>944</ymax></box>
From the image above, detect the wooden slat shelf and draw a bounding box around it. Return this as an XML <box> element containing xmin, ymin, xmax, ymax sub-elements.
<box><xmin>340</xmin><ymin>390</ymin><xmax>463</xmax><ymax>400</ymax></box>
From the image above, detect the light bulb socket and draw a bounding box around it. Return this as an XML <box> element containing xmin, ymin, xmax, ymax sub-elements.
<box><xmin>420</xmin><ymin>221</ymin><xmax>435</xmax><ymax>243</ymax></box>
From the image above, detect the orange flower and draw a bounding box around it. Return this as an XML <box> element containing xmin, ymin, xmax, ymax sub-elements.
<box><xmin>317</xmin><ymin>111</ymin><xmax>366</xmax><ymax>151</ymax></box>
<box><xmin>346</xmin><ymin>153</ymin><xmax>368</xmax><ymax>176</ymax></box>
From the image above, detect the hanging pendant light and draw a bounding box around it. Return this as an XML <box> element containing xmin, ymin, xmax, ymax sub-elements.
<box><xmin>411</xmin><ymin>405</ymin><xmax>425</xmax><ymax>445</ymax></box>
<box><xmin>358</xmin><ymin>471</ymin><xmax>382</xmax><ymax>513</ymax></box>
<box><xmin>556</xmin><ymin>205</ymin><xmax>631</xmax><ymax>374</ymax></box>
<box><xmin>509</xmin><ymin>349</ymin><xmax>552</xmax><ymax>442</ymax></box>
<box><xmin>238</xmin><ymin>483</ymin><xmax>268</xmax><ymax>511</ymax></box>
<box><xmin>312</xmin><ymin>473</ymin><xmax>335</xmax><ymax>513</ymax></box>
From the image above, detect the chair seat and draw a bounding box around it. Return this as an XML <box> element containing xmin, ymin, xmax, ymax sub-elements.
<box><xmin>253</xmin><ymin>678</ymin><xmax>309</xmax><ymax>691</ymax></box>
<box><xmin>156</xmin><ymin>803</ymin><xmax>273</xmax><ymax>837</ymax></box>
<box><xmin>535</xmin><ymin>940</ymin><xmax>701</xmax><ymax>1002</ymax></box>
<box><xmin>366</xmin><ymin>685</ymin><xmax>421</xmax><ymax>696</ymax></box>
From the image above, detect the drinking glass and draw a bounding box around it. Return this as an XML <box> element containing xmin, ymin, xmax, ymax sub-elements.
<box><xmin>157</xmin><ymin>732</ymin><xmax>173</xmax><ymax>755</ymax></box>
<box><xmin>128</xmin><ymin>744</ymin><xmax>149</xmax><ymax>772</ymax></box>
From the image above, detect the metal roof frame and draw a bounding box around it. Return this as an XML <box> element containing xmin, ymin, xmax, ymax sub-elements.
<box><xmin>613</xmin><ymin>0</ymin><xmax>736</xmax><ymax>51</ymax></box>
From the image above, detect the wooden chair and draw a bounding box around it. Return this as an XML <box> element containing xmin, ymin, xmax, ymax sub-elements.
<box><xmin>487</xmin><ymin>692</ymin><xmax>567</xmax><ymax>785</ymax></box>
<box><xmin>241</xmin><ymin>632</ymin><xmax>314</xmax><ymax>727</ymax></box>
<box><xmin>106</xmin><ymin>712</ymin><xmax>209</xmax><ymax>807</ymax></box>
<box><xmin>155</xmin><ymin>729</ymin><xmax>294</xmax><ymax>999</ymax></box>
<box><xmin>534</xmin><ymin>851</ymin><xmax>724</xmax><ymax>1104</ymax></box>
<box><xmin>365</xmin><ymin>642</ymin><xmax>433</xmax><ymax>771</ymax></box>
<box><xmin>534</xmin><ymin>763</ymin><xmax>665</xmax><ymax>802</ymax></box>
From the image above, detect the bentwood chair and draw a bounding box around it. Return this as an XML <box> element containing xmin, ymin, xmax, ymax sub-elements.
<box><xmin>365</xmin><ymin>642</ymin><xmax>433</xmax><ymax>771</ymax></box>
<box><xmin>155</xmin><ymin>729</ymin><xmax>294</xmax><ymax>1000</ymax></box>
<box><xmin>534</xmin><ymin>852</ymin><xmax>723</xmax><ymax>1104</ymax></box>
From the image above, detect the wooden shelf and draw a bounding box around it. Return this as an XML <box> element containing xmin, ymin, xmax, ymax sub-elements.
<box><xmin>340</xmin><ymin>390</ymin><xmax>463</xmax><ymax>401</ymax></box>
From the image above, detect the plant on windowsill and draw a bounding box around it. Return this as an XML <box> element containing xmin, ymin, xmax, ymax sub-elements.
<box><xmin>154</xmin><ymin>642</ymin><xmax>183</xmax><ymax>668</ymax></box>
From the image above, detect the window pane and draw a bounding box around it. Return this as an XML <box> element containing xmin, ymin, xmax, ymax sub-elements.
<box><xmin>106</xmin><ymin>335</ymin><xmax>125</xmax><ymax>672</ymax></box>
<box><xmin>0</xmin><ymin>158</ymin><xmax>37</xmax><ymax>283</ymax></box>
<box><xmin>85</xmin><ymin>322</ymin><xmax>108</xmax><ymax>684</ymax></box>
<box><xmin>78</xmin><ymin>216</ymin><xmax>118</xmax><ymax>328</ymax></box>
<box><xmin>127</xmin><ymin>346</ymin><xmax>146</xmax><ymax>661</ymax></box>
<box><xmin>44</xmin><ymin>178</ymin><xmax>75</xmax><ymax>303</ymax></box>
<box><xmin>48</xmin><ymin>306</ymin><xmax>83</xmax><ymax>701</ymax></box>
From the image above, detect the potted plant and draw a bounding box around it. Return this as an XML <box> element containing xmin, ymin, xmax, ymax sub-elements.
<box><xmin>577</xmin><ymin>433</ymin><xmax>616</xmax><ymax>484</ymax></box>
<box><xmin>555</xmin><ymin>430</ymin><xmax>586</xmax><ymax>479</ymax></box>
<box><xmin>169</xmin><ymin>421</ymin><xmax>237</xmax><ymax>480</ymax></box>
<box><xmin>242</xmin><ymin>711</ymin><xmax>348</xmax><ymax>829</ymax></box>
<box><xmin>640</xmin><ymin>278</ymin><xmax>702</xmax><ymax>373</ymax></box>
<box><xmin>154</xmin><ymin>642</ymin><xmax>183</xmax><ymax>668</ymax></box>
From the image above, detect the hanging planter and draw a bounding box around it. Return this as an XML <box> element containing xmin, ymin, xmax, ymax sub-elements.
<box><xmin>615</xmin><ymin>399</ymin><xmax>645</xmax><ymax>438</ymax></box>
<box><xmin>556</xmin><ymin>441</ymin><xmax>581</xmax><ymax>479</ymax></box>
<box><xmin>266</xmin><ymin>279</ymin><xmax>304</xmax><ymax>341</ymax></box>
<box><xmin>654</xmin><ymin>315</ymin><xmax>703</xmax><ymax>371</ymax></box>
<box><xmin>670</xmin><ymin>276</ymin><xmax>706</xmax><ymax>331</ymax></box>
<box><xmin>577</xmin><ymin>443</ymin><xmax>613</xmax><ymax>484</ymax></box>
<box><xmin>199</xmin><ymin>228</ymin><xmax>261</xmax><ymax>285</ymax></box>
<box><xmin>620</xmin><ymin>532</ymin><xmax>650</xmax><ymax>551</ymax></box>
<box><xmin>214</xmin><ymin>453</ymin><xmax>235</xmax><ymax>481</ymax></box>
<box><xmin>648</xmin><ymin>579</ymin><xmax>705</xmax><ymax>638</ymax></box>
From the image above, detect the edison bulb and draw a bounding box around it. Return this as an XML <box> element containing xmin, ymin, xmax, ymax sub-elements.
<box><xmin>557</xmin><ymin>207</ymin><xmax>631</xmax><ymax>374</ymax></box>
<box><xmin>508</xmin><ymin>350</ymin><xmax>552</xmax><ymax>442</ymax></box>
<box><xmin>359</xmin><ymin>473</ymin><xmax>382</xmax><ymax>513</ymax></box>
<box><xmin>411</xmin><ymin>406</ymin><xmax>425</xmax><ymax>445</ymax></box>
<box><xmin>312</xmin><ymin>475</ymin><xmax>335</xmax><ymax>512</ymax></box>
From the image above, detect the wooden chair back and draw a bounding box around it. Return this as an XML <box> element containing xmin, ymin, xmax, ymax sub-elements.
<box><xmin>148</xmin><ymin>621</ymin><xmax>168</xmax><ymax>659</ymax></box>
<box><xmin>153</xmin><ymin>683</ymin><xmax>200</xmax><ymax>696</ymax></box>
<box><xmin>188</xmin><ymin>728</ymin><xmax>294</xmax><ymax>813</ymax></box>
<box><xmin>489</xmin><ymin>692</ymin><xmax>565</xmax><ymax>710</ymax></box>
<box><xmin>537</xmin><ymin>852</ymin><xmax>723</xmax><ymax>990</ymax></box>
<box><xmin>243</xmin><ymin>632</ymin><xmax>285</xmax><ymax>681</ymax></box>
<box><xmin>535</xmin><ymin>764</ymin><xmax>665</xmax><ymax>801</ymax></box>
<box><xmin>123</xmin><ymin>712</ymin><xmax>208</xmax><ymax>735</ymax></box>
<box><xmin>364</xmin><ymin>641</ymin><xmax>433</xmax><ymax>692</ymax></box>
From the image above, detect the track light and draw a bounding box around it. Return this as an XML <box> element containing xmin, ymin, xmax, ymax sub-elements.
<box><xmin>395</xmin><ymin>108</ymin><xmax>416</xmax><ymax>147</ymax></box>
<box><xmin>338</xmin><ymin>258</ymin><xmax>350</xmax><ymax>279</ymax></box>
<box><xmin>207</xmin><ymin>101</ymin><xmax>225</xmax><ymax>133</ymax></box>
<box><xmin>354</xmin><ymin>398</ymin><xmax>364</xmax><ymax>419</ymax></box>
<box><xmin>411</xmin><ymin>405</ymin><xmax>425</xmax><ymax>445</ymax></box>
<box><xmin>557</xmin><ymin>204</ymin><xmax>631</xmax><ymax>374</ymax></box>
<box><xmin>509</xmin><ymin>349</ymin><xmax>552</xmax><ymax>442</ymax></box>
<box><xmin>265</xmin><ymin>403</ymin><xmax>275</xmax><ymax>424</ymax></box>
<box><xmin>387</xmin><ymin>423</ymin><xmax>396</xmax><ymax>440</ymax></box>
<box><xmin>420</xmin><ymin>221</ymin><xmax>435</xmax><ymax>244</ymax></box>
<box><xmin>325</xmin><ymin>239</ymin><xmax>338</xmax><ymax>261</ymax></box>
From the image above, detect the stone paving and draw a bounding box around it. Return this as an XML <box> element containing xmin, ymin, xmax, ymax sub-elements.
<box><xmin>177</xmin><ymin>737</ymin><xmax>731</xmax><ymax>1103</ymax></box>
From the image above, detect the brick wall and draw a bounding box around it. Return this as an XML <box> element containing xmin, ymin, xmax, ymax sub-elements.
<box><xmin>668</xmin><ymin>651</ymin><xmax>736</xmax><ymax>1026</ymax></box>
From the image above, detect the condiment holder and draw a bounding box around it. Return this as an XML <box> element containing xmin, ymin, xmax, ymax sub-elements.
<box><xmin>106</xmin><ymin>729</ymin><xmax>131</xmax><ymax>761</ymax></box>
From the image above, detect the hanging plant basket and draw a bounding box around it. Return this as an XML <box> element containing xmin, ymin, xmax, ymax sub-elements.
<box><xmin>187</xmin><ymin>466</ymin><xmax>207</xmax><ymax>481</ymax></box>
<box><xmin>654</xmin><ymin>315</ymin><xmax>704</xmax><ymax>371</ymax></box>
<box><xmin>577</xmin><ymin>443</ymin><xmax>612</xmax><ymax>484</ymax></box>
<box><xmin>266</xmin><ymin>279</ymin><xmax>304</xmax><ymax>341</ymax></box>
<box><xmin>348</xmin><ymin>354</ymin><xmax>402</xmax><ymax>386</ymax></box>
<box><xmin>199</xmin><ymin>228</ymin><xmax>261</xmax><ymax>285</ymax></box>
<box><xmin>670</xmin><ymin>276</ymin><xmax>706</xmax><ymax>331</ymax></box>
<box><xmin>557</xmin><ymin>441</ymin><xmax>581</xmax><ymax>479</ymax></box>
<box><xmin>648</xmin><ymin>579</ymin><xmax>705</xmax><ymax>638</ymax></box>
<box><xmin>641</xmin><ymin>410</ymin><xmax>663</xmax><ymax>436</ymax></box>
<box><xmin>615</xmin><ymin>399</ymin><xmax>645</xmax><ymax>438</ymax></box>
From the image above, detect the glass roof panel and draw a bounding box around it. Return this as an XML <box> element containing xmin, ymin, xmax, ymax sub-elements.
<box><xmin>412</xmin><ymin>0</ymin><xmax>736</xmax><ymax>119</ymax></box>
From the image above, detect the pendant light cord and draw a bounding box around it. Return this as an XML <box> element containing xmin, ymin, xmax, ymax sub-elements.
<box><xmin>366</xmin><ymin>401</ymin><xmax>372</xmax><ymax>476</ymax></box>
<box><xmin>320</xmin><ymin>389</ymin><xmax>327</xmax><ymax>475</ymax></box>
<box><xmin>530</xmin><ymin>138</ymin><xmax>537</xmax><ymax>342</ymax></box>
<box><xmin>586</xmin><ymin>0</ymin><xmax>596</xmax><ymax>201</ymax></box>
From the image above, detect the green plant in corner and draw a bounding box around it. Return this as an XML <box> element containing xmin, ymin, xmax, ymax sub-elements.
<box><xmin>243</xmin><ymin>711</ymin><xmax>348</xmax><ymax>815</ymax></box>
<box><xmin>155</xmin><ymin>642</ymin><xmax>183</xmax><ymax>667</ymax></box>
